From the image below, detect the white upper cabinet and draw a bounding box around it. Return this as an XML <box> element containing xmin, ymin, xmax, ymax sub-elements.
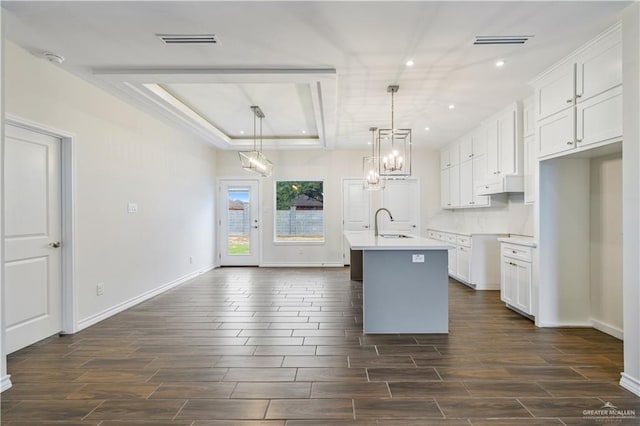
<box><xmin>532</xmin><ymin>22</ymin><xmax>622</xmax><ymax>160</ymax></box>
<box><xmin>441</xmin><ymin>167</ymin><xmax>451</xmax><ymax>208</ymax></box>
<box><xmin>473</xmin><ymin>126</ymin><xmax>488</xmax><ymax>158</ymax></box>
<box><xmin>485</xmin><ymin>103</ymin><xmax>522</xmax><ymax>181</ymax></box>
<box><xmin>440</xmin><ymin>143</ymin><xmax>460</xmax><ymax>169</ymax></box>
<box><xmin>577</xmin><ymin>27</ymin><xmax>622</xmax><ymax>102</ymax></box>
<box><xmin>459</xmin><ymin>134</ymin><xmax>473</xmax><ymax>163</ymax></box>
<box><xmin>535</xmin><ymin>62</ymin><xmax>575</xmax><ymax>121</ymax></box>
<box><xmin>498</xmin><ymin>107</ymin><xmax>517</xmax><ymax>176</ymax></box>
<box><xmin>459</xmin><ymin>160</ymin><xmax>473</xmax><ymax>207</ymax></box>
<box><xmin>537</xmin><ymin>106</ymin><xmax>575</xmax><ymax>157</ymax></box>
<box><xmin>523</xmin><ymin>96</ymin><xmax>535</xmax><ymax>138</ymax></box>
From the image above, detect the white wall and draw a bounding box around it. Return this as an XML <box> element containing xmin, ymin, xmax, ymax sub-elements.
<box><xmin>0</xmin><ymin>7</ymin><xmax>10</xmax><ymax>392</ymax></box>
<box><xmin>428</xmin><ymin>195</ymin><xmax>534</xmax><ymax>236</ymax></box>
<box><xmin>590</xmin><ymin>154</ymin><xmax>623</xmax><ymax>336</ymax></box>
<box><xmin>3</xmin><ymin>42</ymin><xmax>217</xmax><ymax>328</ymax></box>
<box><xmin>621</xmin><ymin>2</ymin><xmax>640</xmax><ymax>395</ymax></box>
<box><xmin>215</xmin><ymin>148</ymin><xmax>440</xmax><ymax>266</ymax></box>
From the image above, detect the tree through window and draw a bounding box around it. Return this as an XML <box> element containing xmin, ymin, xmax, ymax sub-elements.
<box><xmin>275</xmin><ymin>181</ymin><xmax>324</xmax><ymax>242</ymax></box>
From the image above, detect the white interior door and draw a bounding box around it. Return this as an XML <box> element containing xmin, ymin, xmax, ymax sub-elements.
<box><xmin>4</xmin><ymin>124</ymin><xmax>62</xmax><ymax>354</ymax></box>
<box><xmin>380</xmin><ymin>178</ymin><xmax>420</xmax><ymax>234</ymax></box>
<box><xmin>342</xmin><ymin>179</ymin><xmax>371</xmax><ymax>265</ymax></box>
<box><xmin>219</xmin><ymin>180</ymin><xmax>260</xmax><ymax>266</ymax></box>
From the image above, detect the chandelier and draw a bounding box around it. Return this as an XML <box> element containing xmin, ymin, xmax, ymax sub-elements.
<box><xmin>378</xmin><ymin>85</ymin><xmax>412</xmax><ymax>178</ymax></box>
<box><xmin>238</xmin><ymin>105</ymin><xmax>273</xmax><ymax>177</ymax></box>
<box><xmin>362</xmin><ymin>127</ymin><xmax>385</xmax><ymax>190</ymax></box>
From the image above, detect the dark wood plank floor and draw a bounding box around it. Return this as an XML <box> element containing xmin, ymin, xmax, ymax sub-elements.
<box><xmin>2</xmin><ymin>267</ymin><xmax>638</xmax><ymax>425</ymax></box>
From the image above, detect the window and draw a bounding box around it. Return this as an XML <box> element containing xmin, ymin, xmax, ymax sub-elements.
<box><xmin>275</xmin><ymin>180</ymin><xmax>324</xmax><ymax>242</ymax></box>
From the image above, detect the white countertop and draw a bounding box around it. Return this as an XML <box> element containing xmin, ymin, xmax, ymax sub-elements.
<box><xmin>497</xmin><ymin>236</ymin><xmax>537</xmax><ymax>247</ymax></box>
<box><xmin>344</xmin><ymin>231</ymin><xmax>453</xmax><ymax>251</ymax></box>
<box><xmin>428</xmin><ymin>228</ymin><xmax>509</xmax><ymax>237</ymax></box>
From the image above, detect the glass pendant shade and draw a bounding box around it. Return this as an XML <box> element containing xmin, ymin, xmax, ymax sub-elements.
<box><xmin>239</xmin><ymin>105</ymin><xmax>273</xmax><ymax>178</ymax></box>
<box><xmin>239</xmin><ymin>150</ymin><xmax>273</xmax><ymax>177</ymax></box>
<box><xmin>378</xmin><ymin>85</ymin><xmax>412</xmax><ymax>179</ymax></box>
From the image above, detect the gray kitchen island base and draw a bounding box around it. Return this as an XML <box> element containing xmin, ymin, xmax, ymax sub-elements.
<box><xmin>363</xmin><ymin>249</ymin><xmax>449</xmax><ymax>334</ymax></box>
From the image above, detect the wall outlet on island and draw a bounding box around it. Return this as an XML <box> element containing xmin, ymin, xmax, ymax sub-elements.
<box><xmin>96</xmin><ymin>282</ymin><xmax>104</xmax><ymax>296</ymax></box>
<box><xmin>412</xmin><ymin>254</ymin><xmax>425</xmax><ymax>263</ymax></box>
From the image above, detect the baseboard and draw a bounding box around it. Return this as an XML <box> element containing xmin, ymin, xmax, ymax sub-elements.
<box><xmin>1</xmin><ymin>375</ymin><xmax>12</xmax><ymax>392</ymax></box>
<box><xmin>620</xmin><ymin>373</ymin><xmax>640</xmax><ymax>396</ymax></box>
<box><xmin>535</xmin><ymin>320</ymin><xmax>592</xmax><ymax>328</ymax></box>
<box><xmin>591</xmin><ymin>318</ymin><xmax>623</xmax><ymax>340</ymax></box>
<box><xmin>474</xmin><ymin>283</ymin><xmax>500</xmax><ymax>290</ymax></box>
<box><xmin>77</xmin><ymin>265</ymin><xmax>215</xmax><ymax>331</ymax></box>
<box><xmin>259</xmin><ymin>262</ymin><xmax>344</xmax><ymax>268</ymax></box>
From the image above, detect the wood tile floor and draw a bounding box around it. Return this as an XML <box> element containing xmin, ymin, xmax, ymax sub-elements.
<box><xmin>2</xmin><ymin>267</ymin><xmax>639</xmax><ymax>425</ymax></box>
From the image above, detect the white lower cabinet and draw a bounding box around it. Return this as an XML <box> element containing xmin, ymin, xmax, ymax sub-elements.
<box><xmin>500</xmin><ymin>241</ymin><xmax>535</xmax><ymax>316</ymax></box>
<box><xmin>428</xmin><ymin>229</ymin><xmax>505</xmax><ymax>290</ymax></box>
<box><xmin>444</xmin><ymin>233</ymin><xmax>457</xmax><ymax>276</ymax></box>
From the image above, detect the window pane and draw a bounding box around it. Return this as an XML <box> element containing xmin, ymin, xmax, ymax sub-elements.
<box><xmin>275</xmin><ymin>181</ymin><xmax>324</xmax><ymax>242</ymax></box>
<box><xmin>227</xmin><ymin>189</ymin><xmax>251</xmax><ymax>255</ymax></box>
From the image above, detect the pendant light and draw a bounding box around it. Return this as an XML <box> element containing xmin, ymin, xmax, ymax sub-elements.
<box><xmin>378</xmin><ymin>85</ymin><xmax>412</xmax><ymax>178</ymax></box>
<box><xmin>239</xmin><ymin>105</ymin><xmax>273</xmax><ymax>177</ymax></box>
<box><xmin>362</xmin><ymin>127</ymin><xmax>385</xmax><ymax>190</ymax></box>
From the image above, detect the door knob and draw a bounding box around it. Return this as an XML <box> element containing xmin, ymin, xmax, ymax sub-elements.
<box><xmin>49</xmin><ymin>241</ymin><xmax>61</xmax><ymax>248</ymax></box>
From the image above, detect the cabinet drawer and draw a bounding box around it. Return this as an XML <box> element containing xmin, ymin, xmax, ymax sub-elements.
<box><xmin>475</xmin><ymin>181</ymin><xmax>503</xmax><ymax>195</ymax></box>
<box><xmin>502</xmin><ymin>243</ymin><xmax>532</xmax><ymax>262</ymax></box>
<box><xmin>456</xmin><ymin>235</ymin><xmax>471</xmax><ymax>247</ymax></box>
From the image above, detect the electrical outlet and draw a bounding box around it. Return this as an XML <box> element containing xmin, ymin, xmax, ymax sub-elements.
<box><xmin>96</xmin><ymin>282</ymin><xmax>104</xmax><ymax>296</ymax></box>
<box><xmin>189</xmin><ymin>256</ymin><xmax>193</xmax><ymax>264</ymax></box>
<box><xmin>127</xmin><ymin>203</ymin><xmax>138</xmax><ymax>214</ymax></box>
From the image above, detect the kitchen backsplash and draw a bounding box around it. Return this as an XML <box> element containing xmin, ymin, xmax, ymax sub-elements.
<box><xmin>428</xmin><ymin>193</ymin><xmax>534</xmax><ymax>236</ymax></box>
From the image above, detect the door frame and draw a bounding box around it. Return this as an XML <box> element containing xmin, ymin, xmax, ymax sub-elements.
<box><xmin>217</xmin><ymin>177</ymin><xmax>262</xmax><ymax>266</ymax></box>
<box><xmin>4</xmin><ymin>115</ymin><xmax>77</xmax><ymax>335</ymax></box>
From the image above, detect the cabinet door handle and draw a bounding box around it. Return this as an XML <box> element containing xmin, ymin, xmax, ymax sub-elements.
<box><xmin>576</xmin><ymin>94</ymin><xmax>582</xmax><ymax>99</ymax></box>
<box><xmin>566</xmin><ymin>99</ymin><xmax>573</xmax><ymax>104</ymax></box>
<box><xmin>567</xmin><ymin>141</ymin><xmax>574</xmax><ymax>145</ymax></box>
<box><xmin>576</xmin><ymin>138</ymin><xmax>583</xmax><ymax>143</ymax></box>
<box><xmin>512</xmin><ymin>250</ymin><xmax>517</xmax><ymax>254</ymax></box>
<box><xmin>469</xmin><ymin>154</ymin><xmax>473</xmax><ymax>158</ymax></box>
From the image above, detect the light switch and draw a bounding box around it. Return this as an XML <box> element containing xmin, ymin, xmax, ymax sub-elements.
<box><xmin>412</xmin><ymin>254</ymin><xmax>425</xmax><ymax>263</ymax></box>
<box><xmin>127</xmin><ymin>203</ymin><xmax>138</xmax><ymax>214</ymax></box>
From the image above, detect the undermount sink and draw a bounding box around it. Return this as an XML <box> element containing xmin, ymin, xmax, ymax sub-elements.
<box><xmin>378</xmin><ymin>233</ymin><xmax>413</xmax><ymax>239</ymax></box>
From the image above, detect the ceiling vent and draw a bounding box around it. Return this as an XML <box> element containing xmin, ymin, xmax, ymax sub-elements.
<box><xmin>474</xmin><ymin>35</ymin><xmax>533</xmax><ymax>45</ymax></box>
<box><xmin>157</xmin><ymin>34</ymin><xmax>219</xmax><ymax>45</ymax></box>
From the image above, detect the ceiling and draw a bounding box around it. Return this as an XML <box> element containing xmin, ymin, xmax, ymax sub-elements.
<box><xmin>1</xmin><ymin>1</ymin><xmax>631</xmax><ymax>150</ymax></box>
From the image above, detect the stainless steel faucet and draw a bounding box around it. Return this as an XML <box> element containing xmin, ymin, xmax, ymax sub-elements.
<box><xmin>374</xmin><ymin>208</ymin><xmax>394</xmax><ymax>237</ymax></box>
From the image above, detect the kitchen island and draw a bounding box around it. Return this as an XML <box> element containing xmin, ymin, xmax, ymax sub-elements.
<box><xmin>344</xmin><ymin>231</ymin><xmax>453</xmax><ymax>334</ymax></box>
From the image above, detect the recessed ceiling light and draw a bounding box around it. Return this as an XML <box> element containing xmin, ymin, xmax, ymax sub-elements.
<box><xmin>239</xmin><ymin>130</ymin><xmax>245</xmax><ymax>135</ymax></box>
<box><xmin>449</xmin><ymin>104</ymin><xmax>455</xmax><ymax>110</ymax></box>
<box><xmin>496</xmin><ymin>59</ymin><xmax>505</xmax><ymax>67</ymax></box>
<box><xmin>302</xmin><ymin>130</ymin><xmax>307</xmax><ymax>134</ymax></box>
<box><xmin>425</xmin><ymin>127</ymin><xmax>430</xmax><ymax>131</ymax></box>
<box><xmin>406</xmin><ymin>59</ymin><xmax>415</xmax><ymax>67</ymax></box>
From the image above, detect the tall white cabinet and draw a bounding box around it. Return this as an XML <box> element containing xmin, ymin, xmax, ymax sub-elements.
<box><xmin>530</xmin><ymin>22</ymin><xmax>623</xmax><ymax>331</ymax></box>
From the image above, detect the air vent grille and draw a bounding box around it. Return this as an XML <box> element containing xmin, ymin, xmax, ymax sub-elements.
<box><xmin>474</xmin><ymin>35</ymin><xmax>533</xmax><ymax>45</ymax></box>
<box><xmin>157</xmin><ymin>34</ymin><xmax>219</xmax><ymax>45</ymax></box>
